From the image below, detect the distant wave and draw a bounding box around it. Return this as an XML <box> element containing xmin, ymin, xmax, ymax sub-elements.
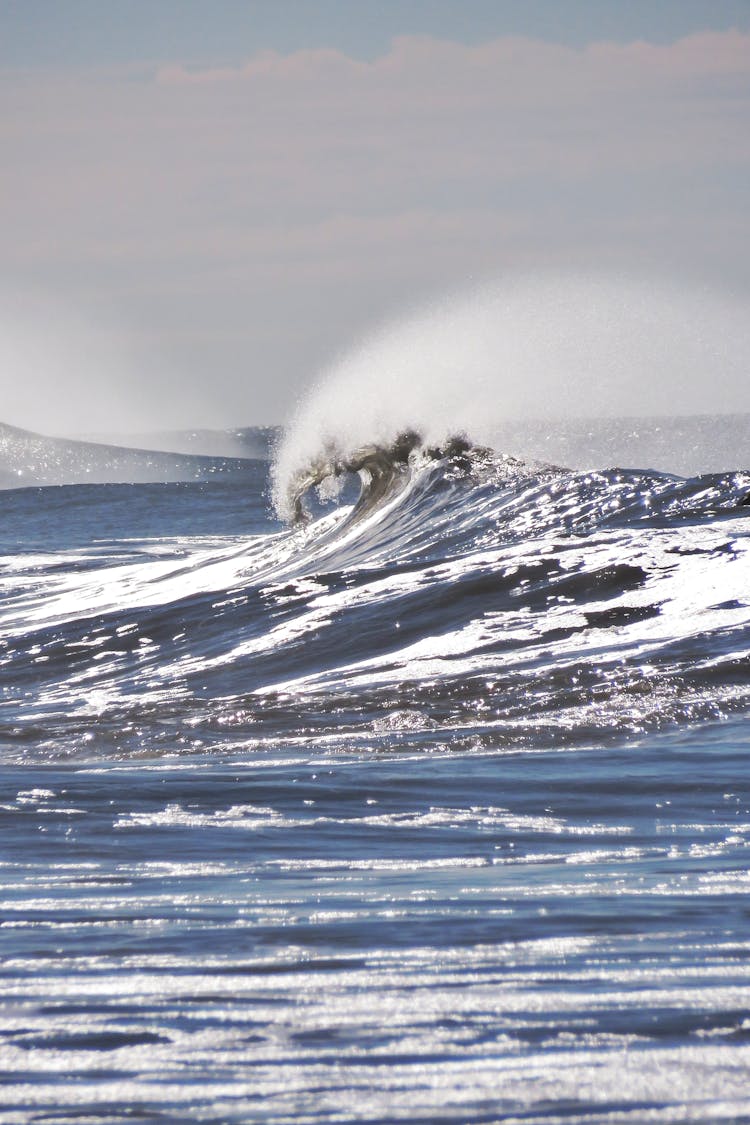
<box><xmin>0</xmin><ymin>421</ymin><xmax>263</xmax><ymax>489</ymax></box>
<box><xmin>76</xmin><ymin>425</ymin><xmax>277</xmax><ymax>460</ymax></box>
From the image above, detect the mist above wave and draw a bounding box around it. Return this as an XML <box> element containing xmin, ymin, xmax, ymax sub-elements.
<box><xmin>273</xmin><ymin>273</ymin><xmax>750</xmax><ymax>518</ymax></box>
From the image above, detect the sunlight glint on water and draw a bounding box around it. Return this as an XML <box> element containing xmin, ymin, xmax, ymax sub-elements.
<box><xmin>1</xmin><ymin>395</ymin><xmax>750</xmax><ymax>1119</ymax></box>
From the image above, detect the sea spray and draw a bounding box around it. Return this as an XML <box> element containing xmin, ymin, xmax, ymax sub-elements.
<box><xmin>273</xmin><ymin>272</ymin><xmax>750</xmax><ymax>519</ymax></box>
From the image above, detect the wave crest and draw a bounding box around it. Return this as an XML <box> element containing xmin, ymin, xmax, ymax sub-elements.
<box><xmin>278</xmin><ymin>430</ymin><xmax>488</xmax><ymax>524</ymax></box>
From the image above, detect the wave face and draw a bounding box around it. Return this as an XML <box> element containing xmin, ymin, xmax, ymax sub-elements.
<box><xmin>3</xmin><ymin>425</ymin><xmax>750</xmax><ymax>1123</ymax></box>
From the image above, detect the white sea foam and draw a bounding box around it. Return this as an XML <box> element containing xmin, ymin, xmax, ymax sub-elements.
<box><xmin>273</xmin><ymin>273</ymin><xmax>750</xmax><ymax>517</ymax></box>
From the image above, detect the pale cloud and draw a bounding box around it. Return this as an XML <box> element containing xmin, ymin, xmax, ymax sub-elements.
<box><xmin>1</xmin><ymin>32</ymin><xmax>749</xmax><ymax>433</ymax></box>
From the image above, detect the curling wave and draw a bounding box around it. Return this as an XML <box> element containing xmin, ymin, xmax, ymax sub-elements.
<box><xmin>279</xmin><ymin>429</ymin><xmax>512</xmax><ymax>525</ymax></box>
<box><xmin>272</xmin><ymin>273</ymin><xmax>750</xmax><ymax>519</ymax></box>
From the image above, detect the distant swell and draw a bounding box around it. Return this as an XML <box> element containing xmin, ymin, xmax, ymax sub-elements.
<box><xmin>0</xmin><ymin>421</ymin><xmax>271</xmax><ymax>489</ymax></box>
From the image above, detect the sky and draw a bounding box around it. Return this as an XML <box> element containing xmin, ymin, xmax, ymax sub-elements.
<box><xmin>2</xmin><ymin>0</ymin><xmax>749</xmax><ymax>435</ymax></box>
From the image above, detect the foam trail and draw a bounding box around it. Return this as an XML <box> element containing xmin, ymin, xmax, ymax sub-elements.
<box><xmin>273</xmin><ymin>273</ymin><xmax>750</xmax><ymax>518</ymax></box>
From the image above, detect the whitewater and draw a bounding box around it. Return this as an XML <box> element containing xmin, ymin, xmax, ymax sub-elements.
<box><xmin>2</xmin><ymin>276</ymin><xmax>750</xmax><ymax>1123</ymax></box>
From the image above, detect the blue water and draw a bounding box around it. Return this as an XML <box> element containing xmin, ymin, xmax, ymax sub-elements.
<box><xmin>2</xmin><ymin>436</ymin><xmax>750</xmax><ymax>1123</ymax></box>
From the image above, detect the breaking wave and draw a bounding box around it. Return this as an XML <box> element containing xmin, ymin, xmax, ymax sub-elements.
<box><xmin>272</xmin><ymin>273</ymin><xmax>750</xmax><ymax>518</ymax></box>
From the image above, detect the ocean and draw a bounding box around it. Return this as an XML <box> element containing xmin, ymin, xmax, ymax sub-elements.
<box><xmin>1</xmin><ymin>416</ymin><xmax>750</xmax><ymax>1123</ymax></box>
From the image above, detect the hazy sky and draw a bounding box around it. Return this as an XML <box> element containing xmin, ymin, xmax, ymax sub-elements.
<box><xmin>2</xmin><ymin>0</ymin><xmax>749</xmax><ymax>435</ymax></box>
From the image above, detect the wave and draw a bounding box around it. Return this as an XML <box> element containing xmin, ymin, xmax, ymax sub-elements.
<box><xmin>276</xmin><ymin>417</ymin><xmax>750</xmax><ymax>528</ymax></box>
<box><xmin>3</xmin><ymin>429</ymin><xmax>750</xmax><ymax>762</ymax></box>
<box><xmin>75</xmin><ymin>425</ymin><xmax>277</xmax><ymax>460</ymax></box>
<box><xmin>0</xmin><ymin>420</ymin><xmax>263</xmax><ymax>489</ymax></box>
<box><xmin>279</xmin><ymin>429</ymin><xmax>515</xmax><ymax>524</ymax></box>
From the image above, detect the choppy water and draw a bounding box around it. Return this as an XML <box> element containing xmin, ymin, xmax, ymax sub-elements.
<box><xmin>2</xmin><ymin>423</ymin><xmax>750</xmax><ymax>1123</ymax></box>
